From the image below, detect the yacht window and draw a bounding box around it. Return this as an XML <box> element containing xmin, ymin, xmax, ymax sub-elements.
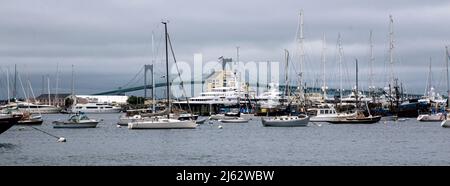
<box><xmin>320</xmin><ymin>110</ymin><xmax>325</xmax><ymax>114</ymax></box>
<box><xmin>325</xmin><ymin>110</ymin><xmax>329</xmax><ymax>114</ymax></box>
<box><xmin>87</xmin><ymin>107</ymin><xmax>97</xmax><ymax>109</ymax></box>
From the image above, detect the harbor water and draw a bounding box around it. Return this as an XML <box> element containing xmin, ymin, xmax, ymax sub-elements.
<box><xmin>1</xmin><ymin>113</ymin><xmax>450</xmax><ymax>165</ymax></box>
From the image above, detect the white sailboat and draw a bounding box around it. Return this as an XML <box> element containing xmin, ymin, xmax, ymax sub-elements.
<box><xmin>418</xmin><ymin>59</ymin><xmax>446</xmax><ymax>122</ymax></box>
<box><xmin>128</xmin><ymin>21</ymin><xmax>197</xmax><ymax>129</ymax></box>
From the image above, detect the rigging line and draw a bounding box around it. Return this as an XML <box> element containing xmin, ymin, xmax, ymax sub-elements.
<box><xmin>121</xmin><ymin>66</ymin><xmax>144</xmax><ymax>88</ymax></box>
<box><xmin>167</xmin><ymin>33</ymin><xmax>192</xmax><ymax>114</ymax></box>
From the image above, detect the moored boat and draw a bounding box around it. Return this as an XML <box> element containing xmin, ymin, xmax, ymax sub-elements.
<box><xmin>0</xmin><ymin>114</ymin><xmax>23</xmax><ymax>134</ymax></box>
<box><xmin>219</xmin><ymin>117</ymin><xmax>249</xmax><ymax>123</ymax></box>
<box><xmin>417</xmin><ymin>112</ymin><xmax>445</xmax><ymax>122</ymax></box>
<box><xmin>261</xmin><ymin>114</ymin><xmax>309</xmax><ymax>127</ymax></box>
<box><xmin>53</xmin><ymin>112</ymin><xmax>99</xmax><ymax>128</ymax></box>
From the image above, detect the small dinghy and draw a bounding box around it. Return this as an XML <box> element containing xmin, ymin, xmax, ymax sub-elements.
<box><xmin>441</xmin><ymin>120</ymin><xmax>450</xmax><ymax>128</ymax></box>
<box><xmin>195</xmin><ymin>117</ymin><xmax>208</xmax><ymax>124</ymax></box>
<box><xmin>53</xmin><ymin>112</ymin><xmax>99</xmax><ymax>128</ymax></box>
<box><xmin>219</xmin><ymin>117</ymin><xmax>249</xmax><ymax>123</ymax></box>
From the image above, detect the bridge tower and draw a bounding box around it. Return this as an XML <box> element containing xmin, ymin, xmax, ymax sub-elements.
<box><xmin>144</xmin><ymin>64</ymin><xmax>153</xmax><ymax>99</ymax></box>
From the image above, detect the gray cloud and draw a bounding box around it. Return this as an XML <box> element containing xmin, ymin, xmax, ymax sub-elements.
<box><xmin>0</xmin><ymin>0</ymin><xmax>449</xmax><ymax>99</ymax></box>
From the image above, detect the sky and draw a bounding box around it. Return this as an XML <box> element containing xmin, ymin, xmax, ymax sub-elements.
<box><xmin>0</xmin><ymin>0</ymin><xmax>449</xmax><ymax>99</ymax></box>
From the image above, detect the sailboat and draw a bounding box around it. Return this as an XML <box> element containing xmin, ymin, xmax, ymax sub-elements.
<box><xmin>261</xmin><ymin>49</ymin><xmax>310</xmax><ymax>127</ymax></box>
<box><xmin>328</xmin><ymin>59</ymin><xmax>381</xmax><ymax>124</ymax></box>
<box><xmin>417</xmin><ymin>59</ymin><xmax>446</xmax><ymax>122</ymax></box>
<box><xmin>128</xmin><ymin>21</ymin><xmax>197</xmax><ymax>129</ymax></box>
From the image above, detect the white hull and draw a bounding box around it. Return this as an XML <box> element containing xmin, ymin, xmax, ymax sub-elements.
<box><xmin>117</xmin><ymin>115</ymin><xmax>154</xmax><ymax>126</ymax></box>
<box><xmin>128</xmin><ymin>119</ymin><xmax>197</xmax><ymax>129</ymax></box>
<box><xmin>310</xmin><ymin>113</ymin><xmax>356</xmax><ymax>122</ymax></box>
<box><xmin>261</xmin><ymin>115</ymin><xmax>310</xmax><ymax>127</ymax></box>
<box><xmin>417</xmin><ymin>113</ymin><xmax>445</xmax><ymax>122</ymax></box>
<box><xmin>441</xmin><ymin>120</ymin><xmax>450</xmax><ymax>128</ymax></box>
<box><xmin>18</xmin><ymin>108</ymin><xmax>61</xmax><ymax>114</ymax></box>
<box><xmin>71</xmin><ymin>108</ymin><xmax>121</xmax><ymax>114</ymax></box>
<box><xmin>220</xmin><ymin>118</ymin><xmax>249</xmax><ymax>123</ymax></box>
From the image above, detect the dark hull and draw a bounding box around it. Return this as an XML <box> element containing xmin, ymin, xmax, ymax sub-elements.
<box><xmin>17</xmin><ymin>119</ymin><xmax>44</xmax><ymax>125</ymax></box>
<box><xmin>328</xmin><ymin>116</ymin><xmax>382</xmax><ymax>124</ymax></box>
<box><xmin>0</xmin><ymin>115</ymin><xmax>22</xmax><ymax>134</ymax></box>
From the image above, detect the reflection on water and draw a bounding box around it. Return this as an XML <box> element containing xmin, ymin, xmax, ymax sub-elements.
<box><xmin>0</xmin><ymin>143</ymin><xmax>17</xmax><ymax>150</ymax></box>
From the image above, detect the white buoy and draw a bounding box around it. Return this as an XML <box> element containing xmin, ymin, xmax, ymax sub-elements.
<box><xmin>218</xmin><ymin>125</ymin><xmax>223</xmax><ymax>129</ymax></box>
<box><xmin>57</xmin><ymin>137</ymin><xmax>66</xmax><ymax>143</ymax></box>
<box><xmin>116</xmin><ymin>125</ymin><xmax>121</xmax><ymax>128</ymax></box>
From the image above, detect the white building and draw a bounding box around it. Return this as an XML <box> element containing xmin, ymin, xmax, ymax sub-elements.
<box><xmin>75</xmin><ymin>95</ymin><xmax>128</xmax><ymax>105</ymax></box>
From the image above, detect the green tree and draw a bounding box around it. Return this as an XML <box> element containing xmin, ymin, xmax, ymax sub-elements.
<box><xmin>127</xmin><ymin>96</ymin><xmax>145</xmax><ymax>105</ymax></box>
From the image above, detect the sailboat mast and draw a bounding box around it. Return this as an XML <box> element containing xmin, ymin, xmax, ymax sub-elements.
<box><xmin>71</xmin><ymin>64</ymin><xmax>75</xmax><ymax>96</ymax></box>
<box><xmin>13</xmin><ymin>64</ymin><xmax>17</xmax><ymax>100</ymax></box>
<box><xmin>446</xmin><ymin>46</ymin><xmax>449</xmax><ymax>109</ymax></box>
<box><xmin>284</xmin><ymin>49</ymin><xmax>290</xmax><ymax>97</ymax></box>
<box><xmin>369</xmin><ymin>30</ymin><xmax>374</xmax><ymax>97</ymax></box>
<box><xmin>152</xmin><ymin>32</ymin><xmax>156</xmax><ymax>113</ymax></box>
<box><xmin>6</xmin><ymin>68</ymin><xmax>10</xmax><ymax>103</ymax></box>
<box><xmin>355</xmin><ymin>58</ymin><xmax>359</xmax><ymax>108</ymax></box>
<box><xmin>389</xmin><ymin>15</ymin><xmax>394</xmax><ymax>96</ymax></box>
<box><xmin>297</xmin><ymin>10</ymin><xmax>305</xmax><ymax>100</ymax></box>
<box><xmin>47</xmin><ymin>75</ymin><xmax>51</xmax><ymax>105</ymax></box>
<box><xmin>162</xmin><ymin>21</ymin><xmax>170</xmax><ymax>119</ymax></box>
<box><xmin>321</xmin><ymin>33</ymin><xmax>326</xmax><ymax>100</ymax></box>
<box><xmin>55</xmin><ymin>63</ymin><xmax>59</xmax><ymax>107</ymax></box>
<box><xmin>338</xmin><ymin>33</ymin><xmax>343</xmax><ymax>105</ymax></box>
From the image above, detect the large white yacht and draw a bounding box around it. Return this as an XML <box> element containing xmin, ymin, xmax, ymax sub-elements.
<box><xmin>70</xmin><ymin>103</ymin><xmax>122</xmax><ymax>113</ymax></box>
<box><xmin>256</xmin><ymin>83</ymin><xmax>286</xmax><ymax>109</ymax></box>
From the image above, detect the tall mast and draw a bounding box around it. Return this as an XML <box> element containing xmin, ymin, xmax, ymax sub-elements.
<box><xmin>355</xmin><ymin>58</ymin><xmax>359</xmax><ymax>108</ymax></box>
<box><xmin>151</xmin><ymin>32</ymin><xmax>156</xmax><ymax>113</ymax></box>
<box><xmin>284</xmin><ymin>49</ymin><xmax>290</xmax><ymax>97</ymax></box>
<box><xmin>389</xmin><ymin>15</ymin><xmax>395</xmax><ymax>96</ymax></box>
<box><xmin>71</xmin><ymin>64</ymin><xmax>75</xmax><ymax>96</ymax></box>
<box><xmin>446</xmin><ymin>46</ymin><xmax>449</xmax><ymax>110</ymax></box>
<box><xmin>338</xmin><ymin>33</ymin><xmax>343</xmax><ymax>105</ymax></box>
<box><xmin>162</xmin><ymin>21</ymin><xmax>170</xmax><ymax>119</ymax></box>
<box><xmin>47</xmin><ymin>75</ymin><xmax>51</xmax><ymax>105</ymax></box>
<box><xmin>13</xmin><ymin>64</ymin><xmax>17</xmax><ymax>100</ymax></box>
<box><xmin>297</xmin><ymin>10</ymin><xmax>305</xmax><ymax>101</ymax></box>
<box><xmin>6</xmin><ymin>68</ymin><xmax>10</xmax><ymax>103</ymax></box>
<box><xmin>321</xmin><ymin>33</ymin><xmax>326</xmax><ymax>100</ymax></box>
<box><xmin>55</xmin><ymin>63</ymin><xmax>59</xmax><ymax>106</ymax></box>
<box><xmin>369</xmin><ymin>30</ymin><xmax>374</xmax><ymax>96</ymax></box>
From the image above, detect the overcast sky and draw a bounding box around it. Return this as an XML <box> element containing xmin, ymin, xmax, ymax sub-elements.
<box><xmin>0</xmin><ymin>0</ymin><xmax>449</xmax><ymax>99</ymax></box>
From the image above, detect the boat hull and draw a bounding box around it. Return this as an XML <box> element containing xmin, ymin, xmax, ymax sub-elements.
<box><xmin>220</xmin><ymin>118</ymin><xmax>249</xmax><ymax>123</ymax></box>
<box><xmin>417</xmin><ymin>113</ymin><xmax>445</xmax><ymax>122</ymax></box>
<box><xmin>328</xmin><ymin>116</ymin><xmax>382</xmax><ymax>124</ymax></box>
<box><xmin>128</xmin><ymin>119</ymin><xmax>197</xmax><ymax>129</ymax></box>
<box><xmin>0</xmin><ymin>115</ymin><xmax>22</xmax><ymax>134</ymax></box>
<box><xmin>17</xmin><ymin>119</ymin><xmax>44</xmax><ymax>125</ymax></box>
<box><xmin>261</xmin><ymin>116</ymin><xmax>309</xmax><ymax>127</ymax></box>
<box><xmin>441</xmin><ymin>120</ymin><xmax>450</xmax><ymax>128</ymax></box>
<box><xmin>53</xmin><ymin>121</ymin><xmax>98</xmax><ymax>128</ymax></box>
